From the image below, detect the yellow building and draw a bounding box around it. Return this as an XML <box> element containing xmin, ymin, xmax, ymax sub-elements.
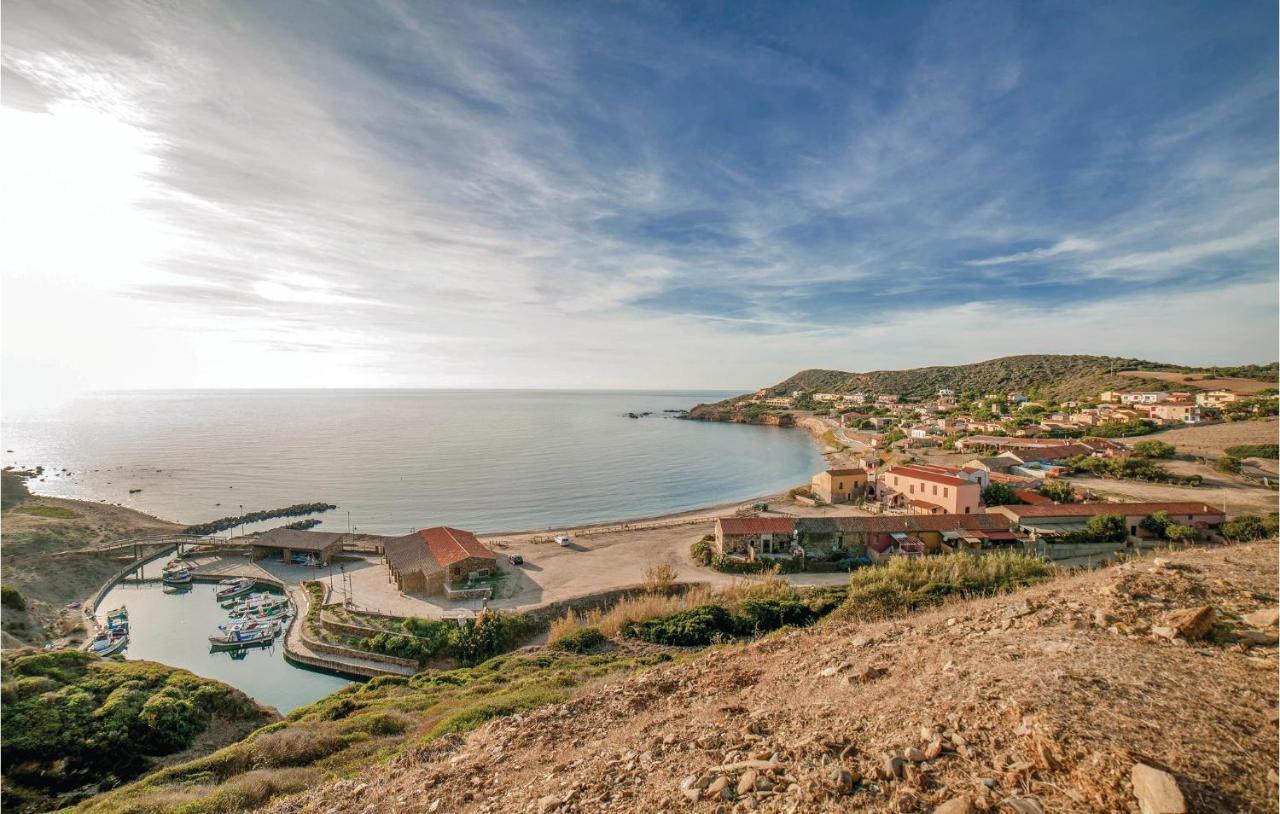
<box><xmin>810</xmin><ymin>467</ymin><xmax>869</xmax><ymax>504</ymax></box>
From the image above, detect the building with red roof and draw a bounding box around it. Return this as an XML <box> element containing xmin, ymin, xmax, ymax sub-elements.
<box><xmin>877</xmin><ymin>465</ymin><xmax>981</xmax><ymax>515</ymax></box>
<box><xmin>713</xmin><ymin>516</ymin><xmax>796</xmax><ymax>560</ymax></box>
<box><xmin>384</xmin><ymin>526</ymin><xmax>496</xmax><ymax>595</ymax></box>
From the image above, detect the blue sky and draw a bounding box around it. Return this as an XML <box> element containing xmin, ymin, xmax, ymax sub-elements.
<box><xmin>2</xmin><ymin>0</ymin><xmax>1276</xmax><ymax>402</ymax></box>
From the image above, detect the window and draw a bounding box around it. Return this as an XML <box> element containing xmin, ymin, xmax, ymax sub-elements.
<box><xmin>943</xmin><ymin>487</ymin><xmax>949</xmax><ymax>497</ymax></box>
<box><xmin>964</xmin><ymin>507</ymin><xmax>970</xmax><ymax>514</ymax></box>
<box><xmin>932</xmin><ymin>485</ymin><xmax>938</xmax><ymax>495</ymax></box>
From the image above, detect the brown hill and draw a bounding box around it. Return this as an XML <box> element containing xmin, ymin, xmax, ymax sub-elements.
<box><xmin>268</xmin><ymin>542</ymin><xmax>1279</xmax><ymax>814</ymax></box>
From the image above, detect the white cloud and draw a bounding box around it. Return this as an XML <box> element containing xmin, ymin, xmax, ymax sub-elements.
<box><xmin>965</xmin><ymin>237</ymin><xmax>1098</xmax><ymax>267</ymax></box>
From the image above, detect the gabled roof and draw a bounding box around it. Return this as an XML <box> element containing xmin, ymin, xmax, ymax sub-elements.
<box><xmin>252</xmin><ymin>528</ymin><xmax>346</xmax><ymax>552</ymax></box>
<box><xmin>717</xmin><ymin>517</ymin><xmax>796</xmax><ymax>535</ymax></box>
<box><xmin>822</xmin><ymin>467</ymin><xmax>868</xmax><ymax>477</ymax></box>
<box><xmin>886</xmin><ymin>466</ymin><xmax>971</xmax><ymax>488</ymax></box>
<box><xmin>386</xmin><ymin>526</ymin><xmax>494</xmax><ymax>574</ymax></box>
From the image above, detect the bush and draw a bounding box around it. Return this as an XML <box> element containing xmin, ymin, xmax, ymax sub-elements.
<box><xmin>1214</xmin><ymin>456</ymin><xmax>1242</xmax><ymax>474</ymax></box>
<box><xmin>1140</xmin><ymin>511</ymin><xmax>1172</xmax><ymax>538</ymax></box>
<box><xmin>251</xmin><ymin>728</ymin><xmax>347</xmax><ymax>767</ymax></box>
<box><xmin>1091</xmin><ymin>419</ymin><xmax>1158</xmax><ymax>438</ymax></box>
<box><xmin>1</xmin><ymin>584</ymin><xmax>26</xmax><ymax>611</ymax></box>
<box><xmin>642</xmin><ymin>562</ymin><xmax>679</xmax><ymax>593</ymax></box>
<box><xmin>689</xmin><ymin>538</ymin><xmax>713</xmax><ymax>566</ymax></box>
<box><xmin>550</xmin><ymin>626</ymin><xmax>606</xmax><ymax>653</ymax></box>
<box><xmin>1164</xmin><ymin>523</ymin><xmax>1197</xmax><ymax>543</ymax></box>
<box><xmin>1070</xmin><ymin>455</ymin><xmax>1199</xmax><ymax>485</ymax></box>
<box><xmin>1086</xmin><ymin>513</ymin><xmax>1128</xmax><ymax>542</ymax></box>
<box><xmin>1131</xmin><ymin>440</ymin><xmax>1177</xmax><ymax>458</ymax></box>
<box><xmin>1221</xmin><ymin>514</ymin><xmax>1279</xmax><ymax>541</ymax></box>
<box><xmin>837</xmin><ymin>553</ymin><xmax>1054</xmax><ymax>622</ymax></box>
<box><xmin>623</xmin><ymin>604</ymin><xmax>737</xmax><ymax>646</ymax></box>
<box><xmin>980</xmin><ymin>482</ymin><xmax>1019</xmax><ymax>507</ymax></box>
<box><xmin>1038</xmin><ymin>479</ymin><xmax>1074</xmax><ymax>503</ymax></box>
<box><xmin>735</xmin><ymin>597</ymin><xmax>816</xmax><ymax>632</ymax></box>
<box><xmin>709</xmin><ymin>555</ymin><xmax>797</xmax><ymax>574</ymax></box>
<box><xmin>1224</xmin><ymin>444</ymin><xmax>1279</xmax><ymax>459</ymax></box>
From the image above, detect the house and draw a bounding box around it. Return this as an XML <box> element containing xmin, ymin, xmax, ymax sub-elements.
<box><xmin>761</xmin><ymin>397</ymin><xmax>794</xmax><ymax>408</ymax></box>
<box><xmin>1119</xmin><ymin>392</ymin><xmax>1169</xmax><ymax>405</ymax></box>
<box><xmin>985</xmin><ymin>502</ymin><xmax>1226</xmax><ymax>538</ymax></box>
<box><xmin>384</xmin><ymin>526</ymin><xmax>496</xmax><ymax>595</ymax></box>
<box><xmin>814</xmin><ymin>393</ymin><xmax>844</xmax><ymax>403</ymax></box>
<box><xmin>713</xmin><ymin>516</ymin><xmax>797</xmax><ymax>560</ymax></box>
<box><xmin>1149</xmin><ymin>402</ymin><xmax>1203</xmax><ymax>423</ymax></box>
<box><xmin>876</xmin><ymin>394</ymin><xmax>900</xmax><ymax>406</ymax></box>
<box><xmin>1196</xmin><ymin>389</ymin><xmax>1239</xmax><ymax>407</ymax></box>
<box><xmin>937</xmin><ymin>389</ymin><xmax>957</xmax><ymax>409</ymax></box>
<box><xmin>795</xmin><ymin>514</ymin><xmax>1022</xmax><ymax>561</ymax></box>
<box><xmin>810</xmin><ymin>467</ymin><xmax>869</xmax><ymax>504</ymax></box>
<box><xmin>877</xmin><ymin>465</ymin><xmax>982</xmax><ymax>515</ymax></box>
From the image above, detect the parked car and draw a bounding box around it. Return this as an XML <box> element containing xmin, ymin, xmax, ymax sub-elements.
<box><xmin>554</xmin><ymin>534</ymin><xmax>572</xmax><ymax>547</ymax></box>
<box><xmin>507</xmin><ymin>553</ymin><xmax>524</xmax><ymax>565</ymax></box>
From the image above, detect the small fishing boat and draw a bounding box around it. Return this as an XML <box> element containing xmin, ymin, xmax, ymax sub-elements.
<box><xmin>214</xmin><ymin>577</ymin><xmax>255</xmax><ymax>601</ymax></box>
<box><xmin>164</xmin><ymin>558</ymin><xmax>195</xmax><ymax>572</ymax></box>
<box><xmin>162</xmin><ymin>568</ymin><xmax>192</xmax><ymax>584</ymax></box>
<box><xmin>218</xmin><ymin>619</ymin><xmax>282</xmax><ymax>637</ymax></box>
<box><xmin>229</xmin><ymin>602</ymin><xmax>291</xmax><ymax>621</ymax></box>
<box><xmin>87</xmin><ymin>629</ymin><xmax>129</xmax><ymax>656</ymax></box>
<box><xmin>104</xmin><ymin>606</ymin><xmax>129</xmax><ymax>632</ymax></box>
<box><xmin>228</xmin><ymin>593</ymin><xmax>289</xmax><ymax>614</ymax></box>
<box><xmin>208</xmin><ymin>625</ymin><xmax>276</xmax><ymax>650</ymax></box>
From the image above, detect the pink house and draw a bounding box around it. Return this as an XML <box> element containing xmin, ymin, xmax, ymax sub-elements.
<box><xmin>878</xmin><ymin>465</ymin><xmax>982</xmax><ymax>515</ymax></box>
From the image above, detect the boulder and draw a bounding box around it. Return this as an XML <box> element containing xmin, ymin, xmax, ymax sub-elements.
<box><xmin>932</xmin><ymin>797</ymin><xmax>976</xmax><ymax>814</ymax></box>
<box><xmin>1164</xmin><ymin>606</ymin><xmax>1216</xmax><ymax>641</ymax></box>
<box><xmin>1243</xmin><ymin>607</ymin><xmax>1279</xmax><ymax>628</ymax></box>
<box><xmin>1131</xmin><ymin>763</ymin><xmax>1186</xmax><ymax>814</ymax></box>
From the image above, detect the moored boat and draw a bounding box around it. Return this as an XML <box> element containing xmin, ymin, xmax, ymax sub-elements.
<box><xmin>208</xmin><ymin>625</ymin><xmax>276</xmax><ymax>650</ymax></box>
<box><xmin>162</xmin><ymin>569</ymin><xmax>192</xmax><ymax>584</ymax></box>
<box><xmin>87</xmin><ymin>630</ymin><xmax>129</xmax><ymax>656</ymax></box>
<box><xmin>215</xmin><ymin>577</ymin><xmax>255</xmax><ymax>601</ymax></box>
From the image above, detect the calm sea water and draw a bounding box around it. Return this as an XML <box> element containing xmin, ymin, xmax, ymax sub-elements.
<box><xmin>98</xmin><ymin>573</ymin><xmax>350</xmax><ymax>713</ymax></box>
<box><xmin>3</xmin><ymin>390</ymin><xmax>821</xmax><ymax>534</ymax></box>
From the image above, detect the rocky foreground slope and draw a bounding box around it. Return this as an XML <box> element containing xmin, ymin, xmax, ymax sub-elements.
<box><xmin>272</xmin><ymin>543</ymin><xmax>1278</xmax><ymax>814</ymax></box>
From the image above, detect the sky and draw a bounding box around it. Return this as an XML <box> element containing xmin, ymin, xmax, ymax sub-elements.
<box><xmin>2</xmin><ymin>0</ymin><xmax>1277</xmax><ymax>409</ymax></box>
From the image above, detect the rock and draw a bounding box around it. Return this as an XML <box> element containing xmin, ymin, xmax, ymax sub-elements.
<box><xmin>1003</xmin><ymin>798</ymin><xmax>1044</xmax><ymax>814</ymax></box>
<box><xmin>707</xmin><ymin>776</ymin><xmax>729</xmax><ymax>797</ymax></box>
<box><xmin>848</xmin><ymin>665</ymin><xmax>887</xmax><ymax>683</ymax></box>
<box><xmin>1243</xmin><ymin>607</ymin><xmax>1280</xmax><ymax>628</ymax></box>
<box><xmin>1151</xmin><ymin>626</ymin><xmax>1178</xmax><ymax>640</ymax></box>
<box><xmin>829</xmin><ymin>766</ymin><xmax>856</xmax><ymax>794</ymax></box>
<box><xmin>679</xmin><ymin>775</ymin><xmax>703</xmax><ymax>802</ymax></box>
<box><xmin>737</xmin><ymin>770</ymin><xmax>758</xmax><ymax>796</ymax></box>
<box><xmin>881</xmin><ymin>754</ymin><xmax>905</xmax><ymax>780</ymax></box>
<box><xmin>1240</xmin><ymin>629</ymin><xmax>1280</xmax><ymax>646</ymax></box>
<box><xmin>1093</xmin><ymin>609</ymin><xmax>1114</xmax><ymax>626</ymax></box>
<box><xmin>933</xmin><ymin>797</ymin><xmax>976</xmax><ymax>814</ymax></box>
<box><xmin>1003</xmin><ymin>601</ymin><xmax>1034</xmax><ymax>619</ymax></box>
<box><xmin>904</xmin><ymin>747</ymin><xmax>927</xmax><ymax>762</ymax></box>
<box><xmin>537</xmin><ymin>794</ymin><xmax>560</xmax><ymax>814</ymax></box>
<box><xmin>1131</xmin><ymin>763</ymin><xmax>1186</xmax><ymax>814</ymax></box>
<box><xmin>1165</xmin><ymin>606</ymin><xmax>1216</xmax><ymax>641</ymax></box>
<box><xmin>924</xmin><ymin>738</ymin><xmax>944</xmax><ymax>760</ymax></box>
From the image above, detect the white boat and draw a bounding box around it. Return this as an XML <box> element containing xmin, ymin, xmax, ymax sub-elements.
<box><xmin>162</xmin><ymin>569</ymin><xmax>192</xmax><ymax>584</ymax></box>
<box><xmin>215</xmin><ymin>577</ymin><xmax>255</xmax><ymax>601</ymax></box>
<box><xmin>230</xmin><ymin>593</ymin><xmax>288</xmax><ymax>611</ymax></box>
<box><xmin>229</xmin><ymin>601</ymin><xmax>290</xmax><ymax>621</ymax></box>
<box><xmin>87</xmin><ymin>630</ymin><xmax>129</xmax><ymax>656</ymax></box>
<box><xmin>218</xmin><ymin>619</ymin><xmax>282</xmax><ymax>637</ymax></box>
<box><xmin>208</xmin><ymin>625</ymin><xmax>276</xmax><ymax>649</ymax></box>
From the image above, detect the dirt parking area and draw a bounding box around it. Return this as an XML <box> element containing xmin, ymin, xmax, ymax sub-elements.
<box><xmin>1069</xmin><ymin>469</ymin><xmax>1277</xmax><ymax>515</ymax></box>
<box><xmin>1134</xmin><ymin>418</ymin><xmax>1277</xmax><ymax>459</ymax></box>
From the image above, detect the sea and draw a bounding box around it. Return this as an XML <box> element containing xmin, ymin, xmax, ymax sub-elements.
<box><xmin>3</xmin><ymin>389</ymin><xmax>823</xmax><ymax>534</ymax></box>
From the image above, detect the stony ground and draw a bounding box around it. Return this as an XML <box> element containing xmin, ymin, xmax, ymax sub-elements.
<box><xmin>269</xmin><ymin>543</ymin><xmax>1279</xmax><ymax>814</ymax></box>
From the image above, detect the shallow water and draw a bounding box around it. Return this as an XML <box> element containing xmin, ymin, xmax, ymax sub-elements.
<box><xmin>4</xmin><ymin>390</ymin><xmax>822</xmax><ymax>534</ymax></box>
<box><xmin>97</xmin><ymin>573</ymin><xmax>350</xmax><ymax>713</ymax></box>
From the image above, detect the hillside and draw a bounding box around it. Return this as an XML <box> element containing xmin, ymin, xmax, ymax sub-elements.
<box><xmin>739</xmin><ymin>354</ymin><xmax>1278</xmax><ymax>404</ymax></box>
<box><xmin>245</xmin><ymin>543</ymin><xmax>1277</xmax><ymax>813</ymax></box>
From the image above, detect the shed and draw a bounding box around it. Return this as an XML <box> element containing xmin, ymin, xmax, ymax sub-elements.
<box><xmin>250</xmin><ymin>528</ymin><xmax>345</xmax><ymax>566</ymax></box>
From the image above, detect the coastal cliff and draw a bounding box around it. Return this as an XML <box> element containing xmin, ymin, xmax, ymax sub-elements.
<box><xmin>685</xmin><ymin>403</ymin><xmax>796</xmax><ymax>427</ymax></box>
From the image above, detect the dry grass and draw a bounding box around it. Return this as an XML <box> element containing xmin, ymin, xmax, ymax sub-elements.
<box><xmin>249</xmin><ymin>728</ymin><xmax>347</xmax><ymax>768</ymax></box>
<box><xmin>642</xmin><ymin>561</ymin><xmax>680</xmax><ymax>593</ymax></box>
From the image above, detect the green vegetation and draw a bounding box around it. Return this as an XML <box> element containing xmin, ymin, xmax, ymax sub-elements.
<box><xmin>1139</xmin><ymin>511</ymin><xmax>1197</xmax><ymax>542</ymax></box>
<box><xmin>1086</xmin><ymin>513</ymin><xmax>1128</xmax><ymax>542</ymax></box>
<box><xmin>689</xmin><ymin>537</ymin><xmax>713</xmax><ymax>566</ymax></box>
<box><xmin>980</xmin><ymin>482</ymin><xmax>1020</xmax><ymax>506</ymax></box>
<box><xmin>76</xmin><ymin>649</ymin><xmax>674</xmax><ymax>814</ymax></box>
<box><xmin>1</xmin><ymin>469</ymin><xmax>32</xmax><ymax>510</ymax></box>
<box><xmin>353</xmin><ymin>611</ymin><xmax>538</xmax><ymax>668</ymax></box>
<box><xmin>623</xmin><ymin>587</ymin><xmax>847</xmax><ymax>647</ymax></box>
<box><xmin>1070</xmin><ymin>455</ymin><xmax>1201</xmax><ymax>485</ymax></box>
<box><xmin>1224</xmin><ymin>444</ymin><xmax>1279</xmax><ymax>459</ymax></box>
<box><xmin>1214</xmin><ymin>456</ymin><xmax>1242</xmax><ymax>474</ymax></box>
<box><xmin>1</xmin><ymin>584</ymin><xmax>27</xmax><ymax>612</ymax></box>
<box><xmin>550</xmin><ymin>626</ymin><xmax>606</xmax><ymax>653</ymax></box>
<box><xmin>1038</xmin><ymin>479</ymin><xmax>1075</xmax><ymax>503</ymax></box>
<box><xmin>1222</xmin><ymin>396</ymin><xmax>1280</xmax><ymax>421</ymax></box>
<box><xmin>1131</xmin><ymin>440</ymin><xmax>1177</xmax><ymax>459</ymax></box>
<box><xmin>835</xmin><ymin>552</ymin><xmax>1054</xmax><ymax>622</ymax></box>
<box><xmin>11</xmin><ymin>504</ymin><xmax>83</xmax><ymax>519</ymax></box>
<box><xmin>709</xmin><ymin>554</ymin><xmax>801</xmax><ymax>574</ymax></box>
<box><xmin>1221</xmin><ymin>514</ymin><xmax>1280</xmax><ymax>542</ymax></box>
<box><xmin>1090</xmin><ymin>418</ymin><xmax>1159</xmax><ymax>438</ymax></box>
<box><xmin>183</xmin><ymin>503</ymin><xmax>337</xmax><ymax>536</ymax></box>
<box><xmin>1</xmin><ymin>650</ymin><xmax>272</xmax><ymax>813</ymax></box>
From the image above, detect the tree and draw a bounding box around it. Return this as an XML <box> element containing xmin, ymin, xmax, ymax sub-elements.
<box><xmin>1085</xmin><ymin>513</ymin><xmax>1128</xmax><ymax>542</ymax></box>
<box><xmin>981</xmin><ymin>482</ymin><xmax>1019</xmax><ymax>506</ymax></box>
<box><xmin>1038</xmin><ymin>479</ymin><xmax>1074</xmax><ymax>503</ymax></box>
<box><xmin>1131</xmin><ymin>440</ymin><xmax>1176</xmax><ymax>459</ymax></box>
<box><xmin>1164</xmin><ymin>523</ymin><xmax>1196</xmax><ymax>543</ymax></box>
<box><xmin>1140</xmin><ymin>511</ymin><xmax>1172</xmax><ymax>538</ymax></box>
<box><xmin>1221</xmin><ymin>514</ymin><xmax>1269</xmax><ymax>541</ymax></box>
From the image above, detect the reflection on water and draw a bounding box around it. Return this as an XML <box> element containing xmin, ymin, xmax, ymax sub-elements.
<box><xmin>98</xmin><ymin>570</ymin><xmax>351</xmax><ymax>713</ymax></box>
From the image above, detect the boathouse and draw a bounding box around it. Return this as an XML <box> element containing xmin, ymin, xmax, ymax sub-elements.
<box><xmin>249</xmin><ymin>528</ymin><xmax>345</xmax><ymax>566</ymax></box>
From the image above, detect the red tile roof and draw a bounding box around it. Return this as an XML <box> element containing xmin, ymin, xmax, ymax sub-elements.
<box><xmin>990</xmin><ymin>502</ymin><xmax>1224</xmax><ymax>519</ymax></box>
<box><xmin>417</xmin><ymin>526</ymin><xmax>495</xmax><ymax>568</ymax></box>
<box><xmin>797</xmin><ymin>514</ymin><xmax>1011</xmax><ymax>534</ymax></box>
<box><xmin>887</xmin><ymin>466</ymin><xmax>971</xmax><ymax>488</ymax></box>
<box><xmin>717</xmin><ymin>517</ymin><xmax>796</xmax><ymax>535</ymax></box>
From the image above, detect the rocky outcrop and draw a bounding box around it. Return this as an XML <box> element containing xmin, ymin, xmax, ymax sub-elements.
<box><xmin>685</xmin><ymin>404</ymin><xmax>796</xmax><ymax>427</ymax></box>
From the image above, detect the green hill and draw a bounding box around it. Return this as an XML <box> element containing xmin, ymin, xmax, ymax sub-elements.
<box><xmin>738</xmin><ymin>354</ymin><xmax>1277</xmax><ymax>403</ymax></box>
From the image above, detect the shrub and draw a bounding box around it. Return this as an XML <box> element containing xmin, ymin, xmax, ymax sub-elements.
<box><xmin>1131</xmin><ymin>440</ymin><xmax>1177</xmax><ymax>458</ymax></box>
<box><xmin>1140</xmin><ymin>511</ymin><xmax>1173</xmax><ymax>538</ymax></box>
<box><xmin>1</xmin><ymin>584</ymin><xmax>26</xmax><ymax>611</ymax></box>
<box><xmin>642</xmin><ymin>561</ymin><xmax>679</xmax><ymax>593</ymax></box>
<box><xmin>735</xmin><ymin>597</ymin><xmax>816</xmax><ymax>632</ymax></box>
<box><xmin>1164</xmin><ymin>523</ymin><xmax>1197</xmax><ymax>543</ymax></box>
<box><xmin>689</xmin><ymin>538</ymin><xmax>713</xmax><ymax>566</ymax></box>
<box><xmin>1221</xmin><ymin>514</ymin><xmax>1279</xmax><ymax>541</ymax></box>
<box><xmin>251</xmin><ymin>728</ymin><xmax>347</xmax><ymax>767</ymax></box>
<box><xmin>837</xmin><ymin>552</ymin><xmax>1054</xmax><ymax>622</ymax></box>
<box><xmin>1038</xmin><ymin>479</ymin><xmax>1074</xmax><ymax>503</ymax></box>
<box><xmin>1070</xmin><ymin>455</ymin><xmax>1198</xmax><ymax>485</ymax></box>
<box><xmin>1086</xmin><ymin>513</ymin><xmax>1128</xmax><ymax>542</ymax></box>
<box><xmin>623</xmin><ymin>604</ymin><xmax>737</xmax><ymax>646</ymax></box>
<box><xmin>1224</xmin><ymin>444</ymin><xmax>1279</xmax><ymax>459</ymax></box>
<box><xmin>550</xmin><ymin>626</ymin><xmax>606</xmax><ymax>653</ymax></box>
<box><xmin>980</xmin><ymin>482</ymin><xmax>1019</xmax><ymax>506</ymax></box>
<box><xmin>1214</xmin><ymin>456</ymin><xmax>1242</xmax><ymax>474</ymax></box>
